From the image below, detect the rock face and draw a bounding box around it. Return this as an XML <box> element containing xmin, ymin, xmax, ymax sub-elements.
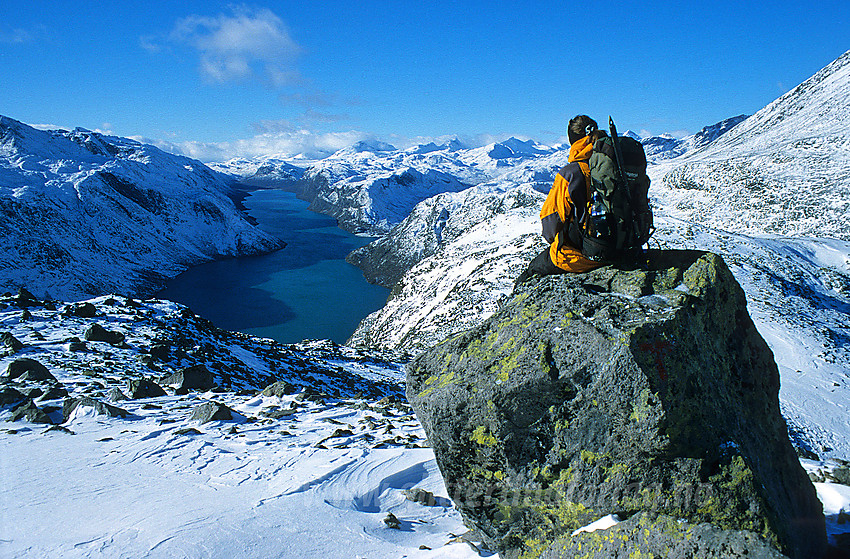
<box><xmin>406</xmin><ymin>250</ymin><xmax>826</xmax><ymax>559</ymax></box>
<box><xmin>161</xmin><ymin>365</ymin><xmax>214</xmax><ymax>392</ymax></box>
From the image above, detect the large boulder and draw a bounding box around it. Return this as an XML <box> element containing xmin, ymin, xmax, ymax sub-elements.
<box><xmin>63</xmin><ymin>397</ymin><xmax>129</xmax><ymax>422</ymax></box>
<box><xmin>1</xmin><ymin>332</ymin><xmax>24</xmax><ymax>356</ymax></box>
<box><xmin>406</xmin><ymin>250</ymin><xmax>826</xmax><ymax>559</ymax></box>
<box><xmin>191</xmin><ymin>401</ymin><xmax>234</xmax><ymax>423</ymax></box>
<box><xmin>127</xmin><ymin>378</ymin><xmax>166</xmax><ymax>399</ymax></box>
<box><xmin>84</xmin><ymin>323</ymin><xmax>125</xmax><ymax>346</ymax></box>
<box><xmin>161</xmin><ymin>365</ymin><xmax>214</xmax><ymax>393</ymax></box>
<box><xmin>3</xmin><ymin>358</ymin><xmax>57</xmax><ymax>382</ymax></box>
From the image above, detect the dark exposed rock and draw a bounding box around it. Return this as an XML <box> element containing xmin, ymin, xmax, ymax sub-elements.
<box><xmin>38</xmin><ymin>385</ymin><xmax>70</xmax><ymax>401</ymax></box>
<box><xmin>383</xmin><ymin>512</ymin><xmax>401</xmax><ymax>529</ymax></box>
<box><xmin>63</xmin><ymin>396</ymin><xmax>129</xmax><ymax>422</ymax></box>
<box><xmin>190</xmin><ymin>401</ymin><xmax>234</xmax><ymax>423</ymax></box>
<box><xmin>8</xmin><ymin>398</ymin><xmax>53</xmax><ymax>424</ymax></box>
<box><xmin>174</xmin><ymin>427</ymin><xmax>202</xmax><ymax>436</ymax></box>
<box><xmin>403</xmin><ymin>488</ymin><xmax>451</xmax><ymax>507</ymax></box>
<box><xmin>0</xmin><ymin>386</ymin><xmax>28</xmax><ymax>407</ymax></box>
<box><xmin>66</xmin><ymin>337</ymin><xmax>88</xmax><ymax>352</ymax></box>
<box><xmin>127</xmin><ymin>378</ymin><xmax>166</xmax><ymax>399</ymax></box>
<box><xmin>14</xmin><ymin>287</ymin><xmax>41</xmax><ymax>308</ymax></box>
<box><xmin>148</xmin><ymin>343</ymin><xmax>170</xmax><ymax>361</ymax></box>
<box><xmin>1</xmin><ymin>332</ymin><xmax>24</xmax><ymax>356</ymax></box>
<box><xmin>261</xmin><ymin>380</ymin><xmax>297</xmax><ymax>397</ymax></box>
<box><xmin>63</xmin><ymin>302</ymin><xmax>98</xmax><ymax>318</ymax></box>
<box><xmin>830</xmin><ymin>466</ymin><xmax>850</xmax><ymax>486</ymax></box>
<box><xmin>407</xmin><ymin>250</ymin><xmax>826</xmax><ymax>559</ymax></box>
<box><xmin>107</xmin><ymin>387</ymin><xmax>128</xmax><ymax>401</ymax></box>
<box><xmin>260</xmin><ymin>407</ymin><xmax>297</xmax><ymax>419</ymax></box>
<box><xmin>84</xmin><ymin>323</ymin><xmax>125</xmax><ymax>346</ymax></box>
<box><xmin>21</xmin><ymin>387</ymin><xmax>43</xmax><ymax>399</ymax></box>
<box><xmin>161</xmin><ymin>365</ymin><xmax>214</xmax><ymax>392</ymax></box>
<box><xmin>4</xmin><ymin>358</ymin><xmax>57</xmax><ymax>382</ymax></box>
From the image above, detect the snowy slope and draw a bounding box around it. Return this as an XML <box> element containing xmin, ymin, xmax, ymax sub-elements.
<box><xmin>0</xmin><ymin>293</ymin><xmax>481</xmax><ymax>558</ymax></box>
<box><xmin>654</xmin><ymin>49</ymin><xmax>850</xmax><ymax>240</ymax></box>
<box><xmin>0</xmin><ymin>117</ymin><xmax>283</xmax><ymax>301</ymax></box>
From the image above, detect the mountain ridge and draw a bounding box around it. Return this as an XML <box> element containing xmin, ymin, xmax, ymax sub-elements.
<box><xmin>0</xmin><ymin>117</ymin><xmax>283</xmax><ymax>300</ymax></box>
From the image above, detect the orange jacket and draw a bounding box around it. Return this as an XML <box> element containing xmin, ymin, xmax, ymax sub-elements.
<box><xmin>539</xmin><ymin>136</ymin><xmax>603</xmax><ymax>273</ymax></box>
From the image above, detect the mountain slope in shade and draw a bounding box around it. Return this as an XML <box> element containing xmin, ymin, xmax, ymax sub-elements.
<box><xmin>0</xmin><ymin>117</ymin><xmax>283</xmax><ymax>300</ymax></box>
<box><xmin>640</xmin><ymin>114</ymin><xmax>749</xmax><ymax>163</ymax></box>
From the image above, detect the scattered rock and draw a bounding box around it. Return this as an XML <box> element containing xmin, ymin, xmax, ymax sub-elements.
<box><xmin>63</xmin><ymin>302</ymin><xmax>97</xmax><ymax>318</ymax></box>
<box><xmin>161</xmin><ymin>365</ymin><xmax>214</xmax><ymax>392</ymax></box>
<box><xmin>383</xmin><ymin>512</ymin><xmax>401</xmax><ymax>529</ymax></box>
<box><xmin>8</xmin><ymin>399</ymin><xmax>53</xmax><ymax>424</ymax></box>
<box><xmin>261</xmin><ymin>380</ymin><xmax>297</xmax><ymax>397</ymax></box>
<box><xmin>407</xmin><ymin>251</ymin><xmax>826</xmax><ymax>559</ymax></box>
<box><xmin>107</xmin><ymin>387</ymin><xmax>128</xmax><ymax>401</ymax></box>
<box><xmin>84</xmin><ymin>324</ymin><xmax>125</xmax><ymax>346</ymax></box>
<box><xmin>38</xmin><ymin>385</ymin><xmax>70</xmax><ymax>401</ymax></box>
<box><xmin>3</xmin><ymin>358</ymin><xmax>57</xmax><ymax>382</ymax></box>
<box><xmin>127</xmin><ymin>378</ymin><xmax>167</xmax><ymax>399</ymax></box>
<box><xmin>174</xmin><ymin>427</ymin><xmax>202</xmax><ymax>436</ymax></box>
<box><xmin>1</xmin><ymin>332</ymin><xmax>24</xmax><ymax>356</ymax></box>
<box><xmin>190</xmin><ymin>401</ymin><xmax>234</xmax><ymax>423</ymax></box>
<box><xmin>14</xmin><ymin>288</ymin><xmax>41</xmax><ymax>308</ymax></box>
<box><xmin>0</xmin><ymin>386</ymin><xmax>28</xmax><ymax>407</ymax></box>
<box><xmin>63</xmin><ymin>396</ymin><xmax>129</xmax><ymax>422</ymax></box>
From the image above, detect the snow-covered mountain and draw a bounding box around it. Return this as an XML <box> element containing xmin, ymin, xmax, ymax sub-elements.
<box><xmin>209</xmin><ymin>155</ymin><xmax>306</xmax><ymax>187</ymax></box>
<box><xmin>655</xmin><ymin>50</ymin><xmax>850</xmax><ymax>240</ymax></box>
<box><xmin>0</xmin><ymin>117</ymin><xmax>283</xmax><ymax>301</ymax></box>
<box><xmin>640</xmin><ymin>114</ymin><xmax>749</xmax><ymax>162</ymax></box>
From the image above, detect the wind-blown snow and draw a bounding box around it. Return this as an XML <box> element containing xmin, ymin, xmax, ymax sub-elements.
<box><xmin>0</xmin><ymin>295</ymin><xmax>482</xmax><ymax>558</ymax></box>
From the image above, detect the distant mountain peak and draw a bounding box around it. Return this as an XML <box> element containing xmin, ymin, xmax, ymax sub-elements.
<box><xmin>349</xmin><ymin>139</ymin><xmax>397</xmax><ymax>153</ymax></box>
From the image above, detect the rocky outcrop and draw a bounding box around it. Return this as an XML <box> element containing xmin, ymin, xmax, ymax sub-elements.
<box><xmin>63</xmin><ymin>396</ymin><xmax>129</xmax><ymax>421</ymax></box>
<box><xmin>84</xmin><ymin>324</ymin><xmax>126</xmax><ymax>346</ymax></box>
<box><xmin>161</xmin><ymin>365</ymin><xmax>214</xmax><ymax>393</ymax></box>
<box><xmin>4</xmin><ymin>358</ymin><xmax>57</xmax><ymax>382</ymax></box>
<box><xmin>127</xmin><ymin>379</ymin><xmax>167</xmax><ymax>399</ymax></box>
<box><xmin>407</xmin><ymin>250</ymin><xmax>826</xmax><ymax>559</ymax></box>
<box><xmin>191</xmin><ymin>401</ymin><xmax>234</xmax><ymax>423</ymax></box>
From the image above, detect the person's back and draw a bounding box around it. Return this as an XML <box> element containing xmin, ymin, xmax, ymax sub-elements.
<box><xmin>516</xmin><ymin>114</ymin><xmax>653</xmax><ymax>285</ymax></box>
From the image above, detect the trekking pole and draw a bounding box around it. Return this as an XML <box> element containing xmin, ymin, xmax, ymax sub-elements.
<box><xmin>608</xmin><ymin>116</ymin><xmax>626</xmax><ymax>185</ymax></box>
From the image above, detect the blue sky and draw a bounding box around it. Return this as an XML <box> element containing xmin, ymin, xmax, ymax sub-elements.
<box><xmin>1</xmin><ymin>1</ymin><xmax>847</xmax><ymax>161</ymax></box>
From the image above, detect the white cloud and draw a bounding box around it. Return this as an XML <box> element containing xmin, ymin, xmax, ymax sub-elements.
<box><xmin>0</xmin><ymin>25</ymin><xmax>44</xmax><ymax>44</ymax></box>
<box><xmin>168</xmin><ymin>5</ymin><xmax>301</xmax><ymax>86</ymax></box>
<box><xmin>132</xmin><ymin>128</ymin><xmax>372</xmax><ymax>163</ymax></box>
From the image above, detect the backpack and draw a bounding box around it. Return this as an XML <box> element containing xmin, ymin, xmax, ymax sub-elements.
<box><xmin>572</xmin><ymin>117</ymin><xmax>654</xmax><ymax>262</ymax></box>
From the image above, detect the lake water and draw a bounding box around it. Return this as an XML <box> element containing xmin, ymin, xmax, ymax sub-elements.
<box><xmin>157</xmin><ymin>189</ymin><xmax>390</xmax><ymax>344</ymax></box>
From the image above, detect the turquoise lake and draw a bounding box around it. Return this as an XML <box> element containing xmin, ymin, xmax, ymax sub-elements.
<box><xmin>157</xmin><ymin>189</ymin><xmax>390</xmax><ymax>344</ymax></box>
